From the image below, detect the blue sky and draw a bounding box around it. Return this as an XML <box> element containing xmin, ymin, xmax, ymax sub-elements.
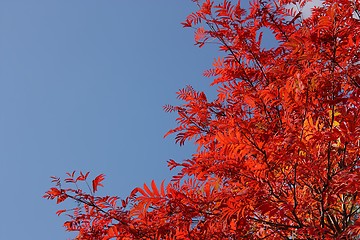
<box><xmin>0</xmin><ymin>0</ymin><xmax>219</xmax><ymax>239</ymax></box>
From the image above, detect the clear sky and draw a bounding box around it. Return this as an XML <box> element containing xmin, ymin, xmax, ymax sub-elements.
<box><xmin>0</xmin><ymin>0</ymin><xmax>219</xmax><ymax>239</ymax></box>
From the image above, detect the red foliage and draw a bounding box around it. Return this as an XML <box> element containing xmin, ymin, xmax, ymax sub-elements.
<box><xmin>44</xmin><ymin>0</ymin><xmax>360</xmax><ymax>239</ymax></box>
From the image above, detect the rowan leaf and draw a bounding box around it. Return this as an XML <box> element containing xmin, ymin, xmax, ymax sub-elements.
<box><xmin>92</xmin><ymin>174</ymin><xmax>105</xmax><ymax>193</ymax></box>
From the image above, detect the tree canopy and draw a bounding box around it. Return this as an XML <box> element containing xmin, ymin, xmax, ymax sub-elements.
<box><xmin>44</xmin><ymin>0</ymin><xmax>360</xmax><ymax>239</ymax></box>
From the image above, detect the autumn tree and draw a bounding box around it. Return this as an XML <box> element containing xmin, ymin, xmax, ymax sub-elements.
<box><xmin>44</xmin><ymin>0</ymin><xmax>360</xmax><ymax>239</ymax></box>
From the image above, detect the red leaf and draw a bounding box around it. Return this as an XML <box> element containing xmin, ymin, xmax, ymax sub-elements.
<box><xmin>56</xmin><ymin>194</ymin><xmax>68</xmax><ymax>204</ymax></box>
<box><xmin>143</xmin><ymin>183</ymin><xmax>153</xmax><ymax>197</ymax></box>
<box><xmin>151</xmin><ymin>180</ymin><xmax>160</xmax><ymax>197</ymax></box>
<box><xmin>44</xmin><ymin>187</ymin><xmax>61</xmax><ymax>198</ymax></box>
<box><xmin>76</xmin><ymin>171</ymin><xmax>90</xmax><ymax>182</ymax></box>
<box><xmin>56</xmin><ymin>209</ymin><xmax>66</xmax><ymax>216</ymax></box>
<box><xmin>160</xmin><ymin>180</ymin><xmax>166</xmax><ymax>197</ymax></box>
<box><xmin>92</xmin><ymin>174</ymin><xmax>105</xmax><ymax>193</ymax></box>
